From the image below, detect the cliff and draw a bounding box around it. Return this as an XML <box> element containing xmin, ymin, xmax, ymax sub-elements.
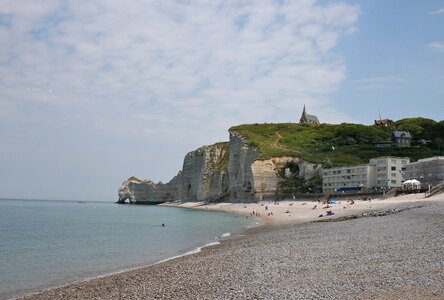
<box><xmin>180</xmin><ymin>143</ymin><xmax>229</xmax><ymax>202</ymax></box>
<box><xmin>118</xmin><ymin>118</ymin><xmax>442</xmax><ymax>203</ymax></box>
<box><xmin>117</xmin><ymin>174</ymin><xmax>181</xmax><ymax>204</ymax></box>
<box><xmin>118</xmin><ymin>133</ymin><xmax>321</xmax><ymax>204</ymax></box>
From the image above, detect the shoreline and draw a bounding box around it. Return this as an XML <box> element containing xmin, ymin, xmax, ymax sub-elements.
<box><xmin>9</xmin><ymin>209</ymin><xmax>257</xmax><ymax>300</ymax></box>
<box><xmin>19</xmin><ymin>193</ymin><xmax>444</xmax><ymax>299</ymax></box>
<box><xmin>11</xmin><ymin>239</ymin><xmax>224</xmax><ymax>300</ymax></box>
<box><xmin>160</xmin><ymin>193</ymin><xmax>437</xmax><ymax>226</ymax></box>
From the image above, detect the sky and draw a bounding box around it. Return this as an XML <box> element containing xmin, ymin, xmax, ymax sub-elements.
<box><xmin>0</xmin><ymin>0</ymin><xmax>443</xmax><ymax>201</ymax></box>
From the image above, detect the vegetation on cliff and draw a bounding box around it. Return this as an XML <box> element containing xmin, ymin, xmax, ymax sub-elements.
<box><xmin>210</xmin><ymin>142</ymin><xmax>230</xmax><ymax>171</ymax></box>
<box><xmin>230</xmin><ymin>118</ymin><xmax>443</xmax><ymax>167</ymax></box>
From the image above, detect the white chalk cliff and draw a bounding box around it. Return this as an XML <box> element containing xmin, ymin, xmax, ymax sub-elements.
<box><xmin>117</xmin><ymin>131</ymin><xmax>322</xmax><ymax>204</ymax></box>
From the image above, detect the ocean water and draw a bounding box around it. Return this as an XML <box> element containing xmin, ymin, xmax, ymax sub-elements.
<box><xmin>0</xmin><ymin>199</ymin><xmax>256</xmax><ymax>299</ymax></box>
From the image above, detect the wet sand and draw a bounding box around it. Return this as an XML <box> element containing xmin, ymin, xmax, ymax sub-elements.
<box><xmin>20</xmin><ymin>193</ymin><xmax>444</xmax><ymax>300</ymax></box>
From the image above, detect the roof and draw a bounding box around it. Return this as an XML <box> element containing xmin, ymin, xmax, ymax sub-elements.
<box><xmin>324</xmin><ymin>163</ymin><xmax>371</xmax><ymax>171</ymax></box>
<box><xmin>369</xmin><ymin>156</ymin><xmax>410</xmax><ymax>160</ymax></box>
<box><xmin>403</xmin><ymin>179</ymin><xmax>420</xmax><ymax>185</ymax></box>
<box><xmin>416</xmin><ymin>156</ymin><xmax>444</xmax><ymax>163</ymax></box>
<box><xmin>374</xmin><ymin>119</ymin><xmax>393</xmax><ymax>126</ymax></box>
<box><xmin>392</xmin><ymin>131</ymin><xmax>412</xmax><ymax>139</ymax></box>
<box><xmin>305</xmin><ymin>113</ymin><xmax>319</xmax><ymax>123</ymax></box>
<box><xmin>375</xmin><ymin>119</ymin><xmax>392</xmax><ymax>123</ymax></box>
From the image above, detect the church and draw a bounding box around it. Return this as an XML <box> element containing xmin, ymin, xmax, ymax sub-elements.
<box><xmin>299</xmin><ymin>105</ymin><xmax>320</xmax><ymax>125</ymax></box>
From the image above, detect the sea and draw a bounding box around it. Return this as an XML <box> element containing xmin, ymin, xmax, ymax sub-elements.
<box><xmin>0</xmin><ymin>199</ymin><xmax>257</xmax><ymax>299</ymax></box>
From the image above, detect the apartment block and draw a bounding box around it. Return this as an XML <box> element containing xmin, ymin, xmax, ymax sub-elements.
<box><xmin>369</xmin><ymin>156</ymin><xmax>410</xmax><ymax>188</ymax></box>
<box><xmin>322</xmin><ymin>156</ymin><xmax>410</xmax><ymax>193</ymax></box>
<box><xmin>404</xmin><ymin>156</ymin><xmax>444</xmax><ymax>186</ymax></box>
<box><xmin>322</xmin><ymin>164</ymin><xmax>376</xmax><ymax>194</ymax></box>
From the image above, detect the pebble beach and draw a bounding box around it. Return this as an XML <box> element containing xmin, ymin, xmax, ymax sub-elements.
<box><xmin>20</xmin><ymin>193</ymin><xmax>444</xmax><ymax>300</ymax></box>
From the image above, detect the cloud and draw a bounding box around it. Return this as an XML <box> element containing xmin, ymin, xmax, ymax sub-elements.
<box><xmin>354</xmin><ymin>75</ymin><xmax>406</xmax><ymax>90</ymax></box>
<box><xmin>427</xmin><ymin>42</ymin><xmax>444</xmax><ymax>53</ymax></box>
<box><xmin>1</xmin><ymin>0</ymin><xmax>360</xmax><ymax>141</ymax></box>
<box><xmin>429</xmin><ymin>7</ymin><xmax>444</xmax><ymax>15</ymax></box>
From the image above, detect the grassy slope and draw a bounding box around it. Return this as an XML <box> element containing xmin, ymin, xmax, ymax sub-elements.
<box><xmin>230</xmin><ymin>118</ymin><xmax>443</xmax><ymax>167</ymax></box>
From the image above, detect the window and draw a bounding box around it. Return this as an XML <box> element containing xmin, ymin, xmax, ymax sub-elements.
<box><xmin>391</xmin><ymin>173</ymin><xmax>396</xmax><ymax>177</ymax></box>
<box><xmin>391</xmin><ymin>166</ymin><xmax>396</xmax><ymax>171</ymax></box>
<box><xmin>391</xmin><ymin>159</ymin><xmax>396</xmax><ymax>163</ymax></box>
<box><xmin>391</xmin><ymin>180</ymin><xmax>396</xmax><ymax>184</ymax></box>
<box><xmin>402</xmin><ymin>160</ymin><xmax>407</xmax><ymax>164</ymax></box>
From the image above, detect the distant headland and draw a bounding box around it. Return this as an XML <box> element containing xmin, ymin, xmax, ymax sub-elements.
<box><xmin>118</xmin><ymin>109</ymin><xmax>443</xmax><ymax>204</ymax></box>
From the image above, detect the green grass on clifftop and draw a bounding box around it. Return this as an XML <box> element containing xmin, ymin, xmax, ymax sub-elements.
<box><xmin>230</xmin><ymin>118</ymin><xmax>443</xmax><ymax>167</ymax></box>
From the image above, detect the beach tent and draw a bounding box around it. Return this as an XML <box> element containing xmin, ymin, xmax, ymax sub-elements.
<box><xmin>403</xmin><ymin>179</ymin><xmax>420</xmax><ymax>185</ymax></box>
<box><xmin>402</xmin><ymin>179</ymin><xmax>421</xmax><ymax>190</ymax></box>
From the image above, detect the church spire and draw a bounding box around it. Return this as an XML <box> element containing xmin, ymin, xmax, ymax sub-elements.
<box><xmin>299</xmin><ymin>104</ymin><xmax>320</xmax><ymax>125</ymax></box>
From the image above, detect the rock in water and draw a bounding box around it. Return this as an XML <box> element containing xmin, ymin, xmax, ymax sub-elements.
<box><xmin>117</xmin><ymin>175</ymin><xmax>181</xmax><ymax>204</ymax></box>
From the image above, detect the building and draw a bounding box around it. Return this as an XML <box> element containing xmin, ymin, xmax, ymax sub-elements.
<box><xmin>322</xmin><ymin>164</ymin><xmax>376</xmax><ymax>194</ymax></box>
<box><xmin>374</xmin><ymin>119</ymin><xmax>393</xmax><ymax>127</ymax></box>
<box><xmin>322</xmin><ymin>156</ymin><xmax>410</xmax><ymax>193</ymax></box>
<box><xmin>374</xmin><ymin>141</ymin><xmax>392</xmax><ymax>148</ymax></box>
<box><xmin>403</xmin><ymin>156</ymin><xmax>444</xmax><ymax>186</ymax></box>
<box><xmin>392</xmin><ymin>131</ymin><xmax>412</xmax><ymax>148</ymax></box>
<box><xmin>369</xmin><ymin>156</ymin><xmax>410</xmax><ymax>188</ymax></box>
<box><xmin>299</xmin><ymin>105</ymin><xmax>320</xmax><ymax>125</ymax></box>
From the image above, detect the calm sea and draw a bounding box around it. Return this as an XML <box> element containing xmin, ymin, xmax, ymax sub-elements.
<box><xmin>0</xmin><ymin>199</ymin><xmax>256</xmax><ymax>299</ymax></box>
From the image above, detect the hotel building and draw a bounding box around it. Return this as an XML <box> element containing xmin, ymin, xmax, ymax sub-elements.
<box><xmin>323</xmin><ymin>156</ymin><xmax>410</xmax><ymax>193</ymax></box>
<box><xmin>403</xmin><ymin>156</ymin><xmax>444</xmax><ymax>186</ymax></box>
<box><xmin>369</xmin><ymin>156</ymin><xmax>410</xmax><ymax>188</ymax></box>
<box><xmin>322</xmin><ymin>164</ymin><xmax>376</xmax><ymax>194</ymax></box>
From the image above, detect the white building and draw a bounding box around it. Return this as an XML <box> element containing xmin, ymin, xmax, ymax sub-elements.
<box><xmin>322</xmin><ymin>164</ymin><xmax>376</xmax><ymax>194</ymax></box>
<box><xmin>322</xmin><ymin>156</ymin><xmax>410</xmax><ymax>193</ymax></box>
<box><xmin>404</xmin><ymin>156</ymin><xmax>444</xmax><ymax>186</ymax></box>
<box><xmin>369</xmin><ymin>156</ymin><xmax>410</xmax><ymax>188</ymax></box>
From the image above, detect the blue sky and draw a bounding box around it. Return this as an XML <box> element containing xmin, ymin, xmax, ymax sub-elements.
<box><xmin>0</xmin><ymin>0</ymin><xmax>443</xmax><ymax>201</ymax></box>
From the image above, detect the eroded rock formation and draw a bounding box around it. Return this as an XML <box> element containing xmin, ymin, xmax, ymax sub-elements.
<box><xmin>180</xmin><ymin>143</ymin><xmax>229</xmax><ymax>202</ymax></box>
<box><xmin>117</xmin><ymin>174</ymin><xmax>181</xmax><ymax>204</ymax></box>
<box><xmin>118</xmin><ymin>132</ymin><xmax>323</xmax><ymax>203</ymax></box>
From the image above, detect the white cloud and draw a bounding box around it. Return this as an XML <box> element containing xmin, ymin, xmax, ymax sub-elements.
<box><xmin>428</xmin><ymin>42</ymin><xmax>444</xmax><ymax>53</ymax></box>
<box><xmin>1</xmin><ymin>0</ymin><xmax>360</xmax><ymax>141</ymax></box>
<box><xmin>429</xmin><ymin>7</ymin><xmax>444</xmax><ymax>15</ymax></box>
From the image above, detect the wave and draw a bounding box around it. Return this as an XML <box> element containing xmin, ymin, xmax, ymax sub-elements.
<box><xmin>156</xmin><ymin>240</ymin><xmax>221</xmax><ymax>264</ymax></box>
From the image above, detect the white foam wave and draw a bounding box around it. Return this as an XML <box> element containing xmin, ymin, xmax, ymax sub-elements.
<box><xmin>156</xmin><ymin>241</ymin><xmax>221</xmax><ymax>264</ymax></box>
